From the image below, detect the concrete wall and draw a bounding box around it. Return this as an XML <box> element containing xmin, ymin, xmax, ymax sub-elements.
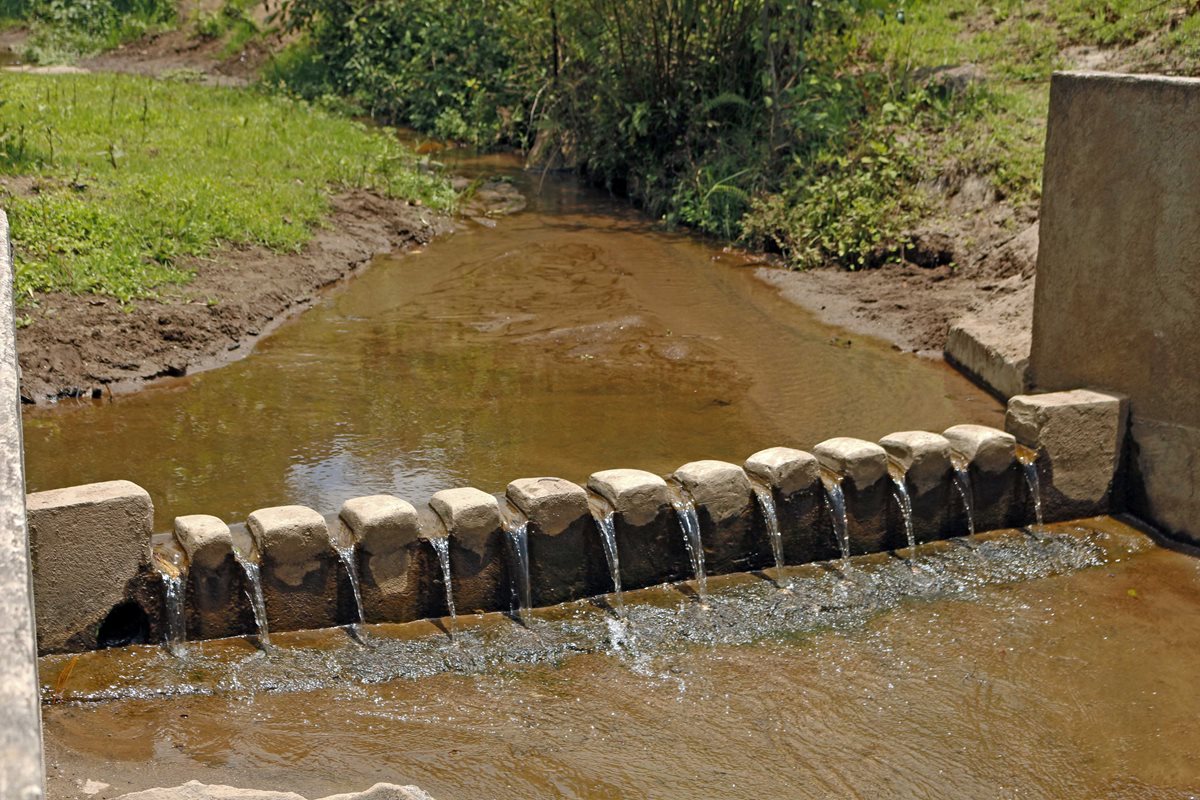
<box><xmin>0</xmin><ymin>209</ymin><xmax>46</xmax><ymax>798</ymax></box>
<box><xmin>1030</xmin><ymin>71</ymin><xmax>1200</xmax><ymax>544</ymax></box>
<box><xmin>26</xmin><ymin>389</ymin><xmax>1125</xmax><ymax>653</ymax></box>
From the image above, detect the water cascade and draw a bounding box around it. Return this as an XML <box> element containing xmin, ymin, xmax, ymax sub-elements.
<box><xmin>428</xmin><ymin>537</ymin><xmax>457</xmax><ymax>632</ymax></box>
<box><xmin>821</xmin><ymin>474</ymin><xmax>851</xmax><ymax>568</ymax></box>
<box><xmin>669</xmin><ymin>488</ymin><xmax>708</xmax><ymax>602</ymax></box>
<box><xmin>500</xmin><ymin>509</ymin><xmax>532</xmax><ymax>622</ymax></box>
<box><xmin>750</xmin><ymin>480</ymin><xmax>786</xmax><ymax>582</ymax></box>
<box><xmin>1018</xmin><ymin>449</ymin><xmax>1044</xmax><ymax>529</ymax></box>
<box><xmin>234</xmin><ymin>550</ymin><xmax>271</xmax><ymax>648</ymax></box>
<box><xmin>334</xmin><ymin>542</ymin><xmax>366</xmax><ymax>628</ymax></box>
<box><xmin>152</xmin><ymin>547</ymin><xmax>187</xmax><ymax>656</ymax></box>
<box><xmin>888</xmin><ymin>466</ymin><xmax>917</xmax><ymax>552</ymax></box>
<box><xmin>591</xmin><ymin>507</ymin><xmax>625</xmax><ymax>615</ymax></box>
<box><xmin>951</xmin><ymin>457</ymin><xmax>976</xmax><ymax>536</ymax></box>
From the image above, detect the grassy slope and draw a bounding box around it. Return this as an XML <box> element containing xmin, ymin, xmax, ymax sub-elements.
<box><xmin>0</xmin><ymin>72</ymin><xmax>455</xmax><ymax>303</ymax></box>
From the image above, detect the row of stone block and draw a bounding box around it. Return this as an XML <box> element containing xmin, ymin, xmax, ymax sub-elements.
<box><xmin>27</xmin><ymin>388</ymin><xmax>1128</xmax><ymax>654</ymax></box>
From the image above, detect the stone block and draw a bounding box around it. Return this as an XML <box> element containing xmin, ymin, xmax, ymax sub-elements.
<box><xmin>507</xmin><ymin>478</ymin><xmax>598</xmax><ymax>606</ymax></box>
<box><xmin>28</xmin><ymin>480</ymin><xmax>153</xmax><ymax>654</ymax></box>
<box><xmin>429</xmin><ymin>488</ymin><xmax>507</xmax><ymax>614</ymax></box>
<box><xmin>672</xmin><ymin>460</ymin><xmax>762</xmax><ymax>574</ymax></box>
<box><xmin>813</xmin><ymin>439</ymin><xmax>895</xmax><ymax>553</ymax></box>
<box><xmin>1006</xmin><ymin>389</ymin><xmax>1128</xmax><ymax>521</ymax></box>
<box><xmin>338</xmin><ymin>495</ymin><xmax>429</xmax><ymax>623</ymax></box>
<box><xmin>247</xmin><ymin>505</ymin><xmax>338</xmax><ymax>633</ymax></box>
<box><xmin>172</xmin><ymin>515</ymin><xmax>249</xmax><ymax>641</ymax></box>
<box><xmin>879</xmin><ymin>431</ymin><xmax>958</xmax><ymax>543</ymax></box>
<box><xmin>744</xmin><ymin>448</ymin><xmax>832</xmax><ymax>564</ymax></box>
<box><xmin>587</xmin><ymin>469</ymin><xmax>689</xmax><ymax>589</ymax></box>
<box><xmin>944</xmin><ymin>424</ymin><xmax>1024</xmax><ymax>533</ymax></box>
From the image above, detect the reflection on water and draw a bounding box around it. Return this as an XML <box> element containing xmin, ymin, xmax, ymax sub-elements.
<box><xmin>39</xmin><ymin>518</ymin><xmax>1200</xmax><ymax>799</ymax></box>
<box><xmin>22</xmin><ymin>148</ymin><xmax>1001</xmax><ymax>528</ymax></box>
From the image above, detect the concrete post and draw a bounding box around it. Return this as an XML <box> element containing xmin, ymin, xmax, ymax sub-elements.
<box><xmin>173</xmin><ymin>514</ymin><xmax>251</xmax><ymax>640</ymax></box>
<box><xmin>0</xmin><ymin>207</ymin><xmax>45</xmax><ymax>798</ymax></box>
<box><xmin>813</xmin><ymin>438</ymin><xmax>894</xmax><ymax>554</ymax></box>
<box><xmin>671</xmin><ymin>460</ymin><xmax>763</xmax><ymax>574</ymax></box>
<box><xmin>744</xmin><ymin>447</ymin><xmax>831</xmax><ymax>564</ymax></box>
<box><xmin>507</xmin><ymin>478</ymin><xmax>599</xmax><ymax>606</ymax></box>
<box><xmin>1006</xmin><ymin>389</ymin><xmax>1128</xmax><ymax>521</ymax></box>
<box><xmin>338</xmin><ymin>495</ymin><xmax>431</xmax><ymax>623</ymax></box>
<box><xmin>587</xmin><ymin>469</ymin><xmax>689</xmax><ymax>590</ymax></box>
<box><xmin>247</xmin><ymin>505</ymin><xmax>340</xmax><ymax>633</ymax></box>
<box><xmin>429</xmin><ymin>488</ymin><xmax>507</xmax><ymax>614</ymax></box>
<box><xmin>879</xmin><ymin>431</ymin><xmax>958</xmax><ymax>544</ymax></box>
<box><xmin>944</xmin><ymin>424</ymin><xmax>1024</xmax><ymax>532</ymax></box>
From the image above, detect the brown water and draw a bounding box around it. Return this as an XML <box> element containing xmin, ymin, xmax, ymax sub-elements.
<box><xmin>21</xmin><ymin>150</ymin><xmax>1000</xmax><ymax>528</ymax></box>
<box><xmin>40</xmin><ymin>519</ymin><xmax>1200</xmax><ymax>799</ymax></box>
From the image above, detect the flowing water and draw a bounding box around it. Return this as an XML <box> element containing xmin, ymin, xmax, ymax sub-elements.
<box><xmin>20</xmin><ymin>147</ymin><xmax>1001</xmax><ymax>528</ymax></box>
<box><xmin>501</xmin><ymin>514</ymin><xmax>532</xmax><ymax>622</ymax></box>
<box><xmin>38</xmin><ymin>518</ymin><xmax>1200</xmax><ymax>799</ymax></box>
<box><xmin>821</xmin><ymin>476</ymin><xmax>851</xmax><ymax>567</ymax></box>
<box><xmin>951</xmin><ymin>460</ymin><xmax>976</xmax><ymax>537</ymax></box>
<box><xmin>750</xmin><ymin>481</ymin><xmax>786</xmax><ymax>581</ymax></box>
<box><xmin>890</xmin><ymin>473</ymin><xmax>917</xmax><ymax>551</ymax></box>
<box><xmin>234</xmin><ymin>553</ymin><xmax>271</xmax><ymax>648</ymax></box>
<box><xmin>669</xmin><ymin>491</ymin><xmax>707</xmax><ymax>603</ymax></box>
<box><xmin>151</xmin><ymin>543</ymin><xmax>188</xmax><ymax>656</ymax></box>
<box><xmin>334</xmin><ymin>544</ymin><xmax>366</xmax><ymax>627</ymax></box>
<box><xmin>591</xmin><ymin>508</ymin><xmax>625</xmax><ymax>615</ymax></box>
<box><xmin>1020</xmin><ymin>456</ymin><xmax>1045</xmax><ymax>529</ymax></box>
<box><xmin>428</xmin><ymin>536</ymin><xmax>457</xmax><ymax>632</ymax></box>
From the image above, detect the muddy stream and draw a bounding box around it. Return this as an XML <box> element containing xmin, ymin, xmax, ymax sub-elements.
<box><xmin>22</xmin><ymin>149</ymin><xmax>1000</xmax><ymax>528</ymax></box>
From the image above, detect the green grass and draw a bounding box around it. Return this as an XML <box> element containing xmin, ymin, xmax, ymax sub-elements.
<box><xmin>0</xmin><ymin>72</ymin><xmax>455</xmax><ymax>302</ymax></box>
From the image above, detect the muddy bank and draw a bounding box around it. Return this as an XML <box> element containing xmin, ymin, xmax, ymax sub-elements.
<box><xmin>16</xmin><ymin>192</ymin><xmax>453</xmax><ymax>403</ymax></box>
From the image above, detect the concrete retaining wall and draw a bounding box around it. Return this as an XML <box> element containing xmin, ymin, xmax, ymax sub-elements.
<box><xmin>1031</xmin><ymin>71</ymin><xmax>1200</xmax><ymax>545</ymax></box>
<box><xmin>26</xmin><ymin>390</ymin><xmax>1128</xmax><ymax>654</ymax></box>
<box><xmin>0</xmin><ymin>208</ymin><xmax>46</xmax><ymax>798</ymax></box>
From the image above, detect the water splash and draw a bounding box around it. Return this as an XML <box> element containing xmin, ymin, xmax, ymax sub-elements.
<box><xmin>334</xmin><ymin>543</ymin><xmax>366</xmax><ymax>628</ymax></box>
<box><xmin>951</xmin><ymin>459</ymin><xmax>976</xmax><ymax>537</ymax></box>
<box><xmin>234</xmin><ymin>553</ymin><xmax>271</xmax><ymax>649</ymax></box>
<box><xmin>592</xmin><ymin>509</ymin><xmax>625</xmax><ymax>616</ymax></box>
<box><xmin>670</xmin><ymin>492</ymin><xmax>708</xmax><ymax>603</ymax></box>
<box><xmin>751</xmin><ymin>482</ymin><xmax>786</xmax><ymax>582</ymax></box>
<box><xmin>428</xmin><ymin>536</ymin><xmax>457</xmax><ymax>634</ymax></box>
<box><xmin>891</xmin><ymin>475</ymin><xmax>917</xmax><ymax>551</ymax></box>
<box><xmin>501</xmin><ymin>515</ymin><xmax>532</xmax><ymax>622</ymax></box>
<box><xmin>822</xmin><ymin>476</ymin><xmax>851</xmax><ymax>568</ymax></box>
<box><xmin>1020</xmin><ymin>456</ymin><xmax>1044</xmax><ymax>530</ymax></box>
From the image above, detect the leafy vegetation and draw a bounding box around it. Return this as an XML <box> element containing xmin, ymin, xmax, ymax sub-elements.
<box><xmin>274</xmin><ymin>0</ymin><xmax>1200</xmax><ymax>269</ymax></box>
<box><xmin>2</xmin><ymin>0</ymin><xmax>177</xmax><ymax>62</ymax></box>
<box><xmin>0</xmin><ymin>72</ymin><xmax>455</xmax><ymax>301</ymax></box>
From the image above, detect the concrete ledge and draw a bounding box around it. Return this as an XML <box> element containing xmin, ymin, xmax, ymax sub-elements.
<box><xmin>0</xmin><ymin>206</ymin><xmax>44</xmax><ymax>797</ymax></box>
<box><xmin>173</xmin><ymin>515</ymin><xmax>248</xmax><ymax>641</ymax></box>
<box><xmin>672</xmin><ymin>460</ymin><xmax>763</xmax><ymax>574</ymax></box>
<box><xmin>28</xmin><ymin>480</ymin><xmax>153</xmax><ymax>654</ymax></box>
<box><xmin>944</xmin><ymin>424</ymin><xmax>1025</xmax><ymax>532</ymax></box>
<box><xmin>945</xmin><ymin>311</ymin><xmax>1031</xmax><ymax>400</ymax></box>
<box><xmin>744</xmin><ymin>448</ymin><xmax>831</xmax><ymax>564</ymax></box>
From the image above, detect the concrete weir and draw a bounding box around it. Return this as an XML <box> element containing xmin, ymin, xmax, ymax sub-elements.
<box><xmin>23</xmin><ymin>389</ymin><xmax>1130</xmax><ymax>654</ymax></box>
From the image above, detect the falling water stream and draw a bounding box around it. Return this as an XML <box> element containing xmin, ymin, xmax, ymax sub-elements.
<box><xmin>334</xmin><ymin>544</ymin><xmax>366</xmax><ymax>628</ymax></box>
<box><xmin>501</xmin><ymin>513</ymin><xmax>532</xmax><ymax>622</ymax></box>
<box><xmin>592</xmin><ymin>509</ymin><xmax>625</xmax><ymax>615</ymax></box>
<box><xmin>669</xmin><ymin>490</ymin><xmax>708</xmax><ymax>603</ymax></box>
<box><xmin>750</xmin><ymin>481</ymin><xmax>786</xmax><ymax>582</ymax></box>
<box><xmin>890</xmin><ymin>474</ymin><xmax>917</xmax><ymax>552</ymax></box>
<box><xmin>1020</xmin><ymin>456</ymin><xmax>1045</xmax><ymax>529</ymax></box>
<box><xmin>428</xmin><ymin>537</ymin><xmax>457</xmax><ymax>632</ymax></box>
<box><xmin>822</xmin><ymin>476</ymin><xmax>851</xmax><ymax>568</ymax></box>
<box><xmin>234</xmin><ymin>553</ymin><xmax>271</xmax><ymax>648</ymax></box>
<box><xmin>951</xmin><ymin>460</ymin><xmax>976</xmax><ymax>537</ymax></box>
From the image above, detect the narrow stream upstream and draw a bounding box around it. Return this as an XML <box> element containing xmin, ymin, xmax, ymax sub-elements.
<box><xmin>21</xmin><ymin>148</ymin><xmax>1000</xmax><ymax>527</ymax></box>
